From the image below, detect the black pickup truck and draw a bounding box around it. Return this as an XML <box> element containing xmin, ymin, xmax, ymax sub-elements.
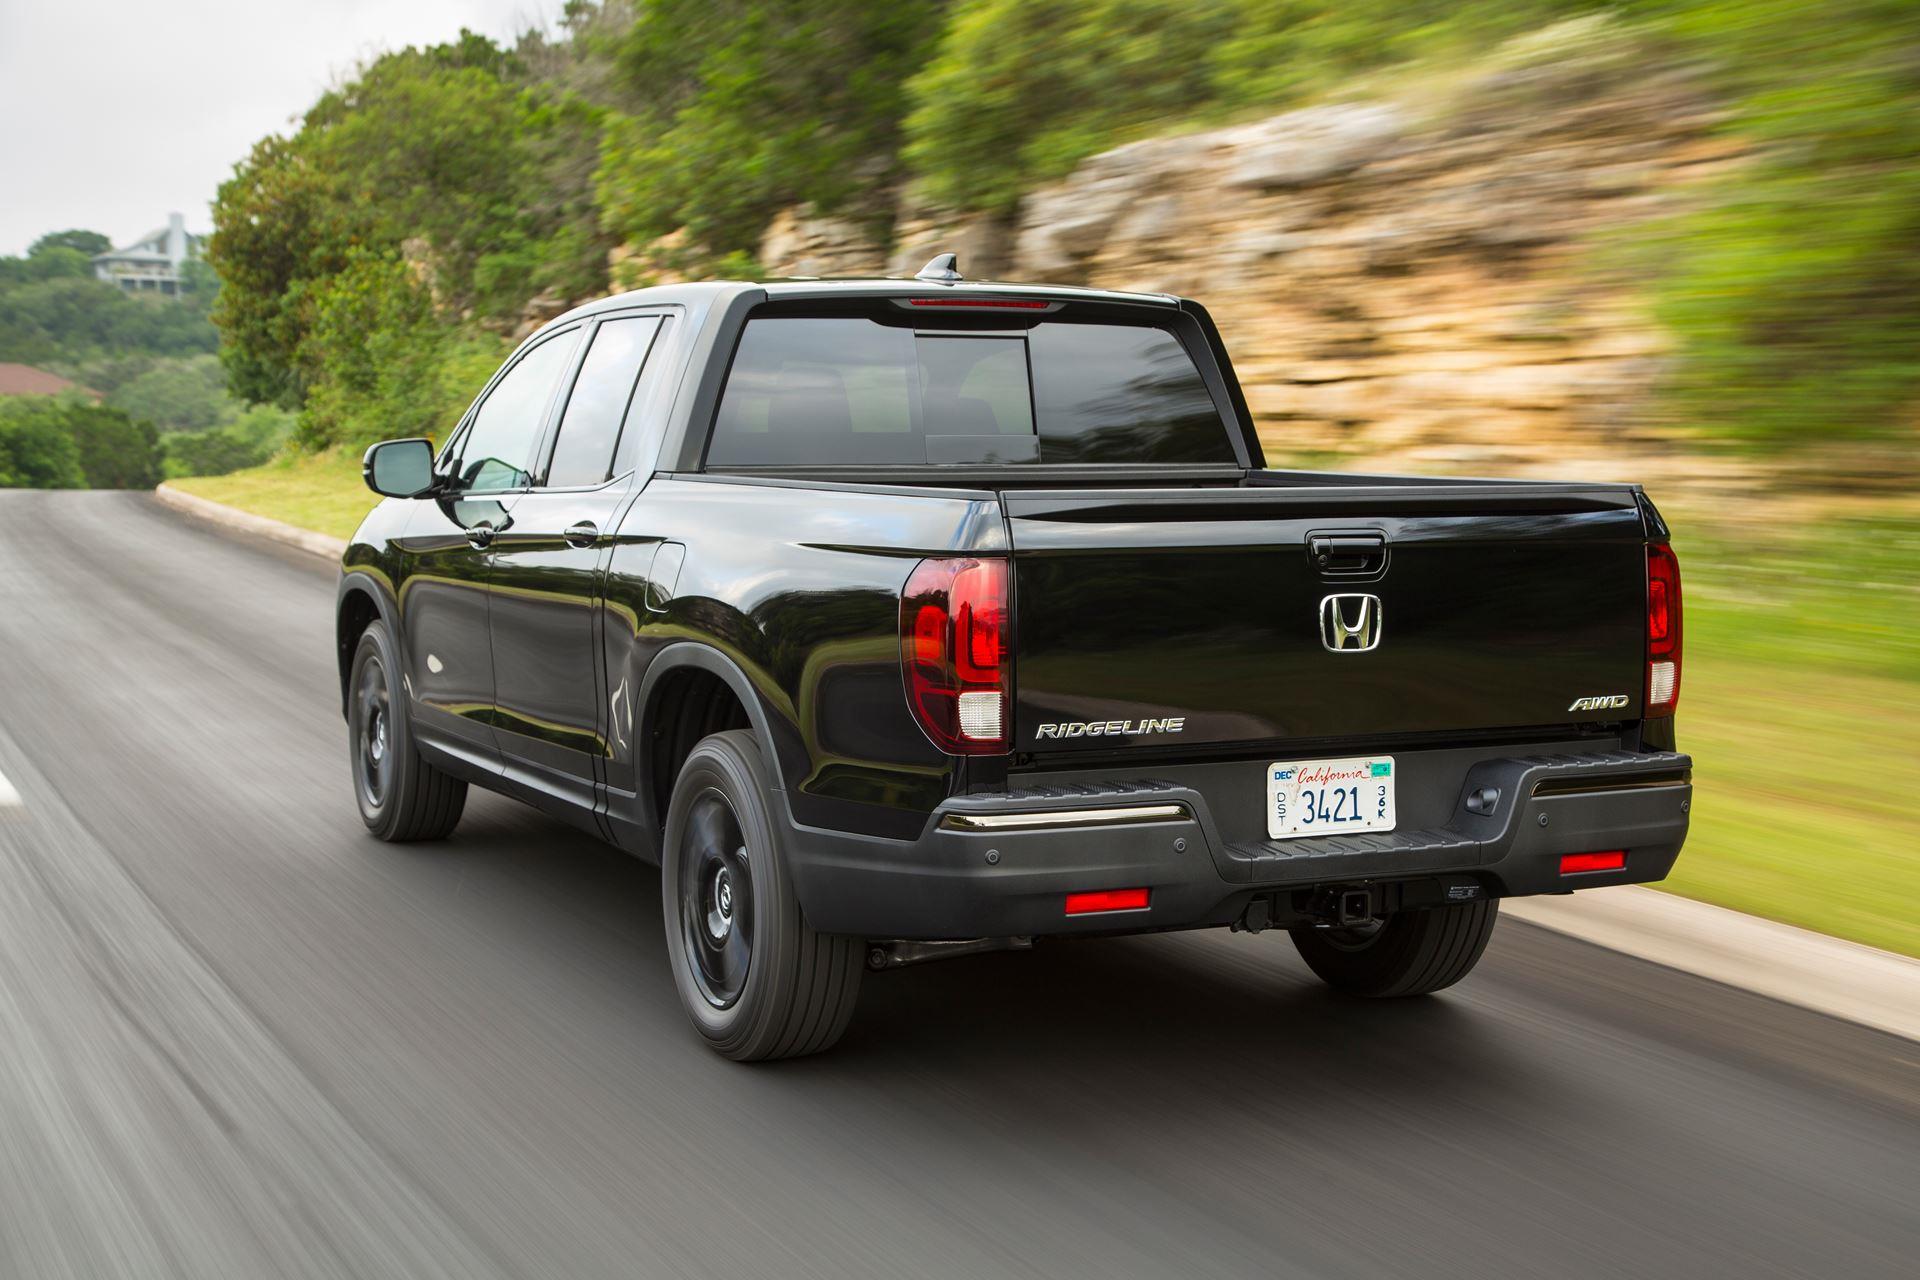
<box><xmin>341</xmin><ymin>259</ymin><xmax>1691</xmax><ymax>1059</ymax></box>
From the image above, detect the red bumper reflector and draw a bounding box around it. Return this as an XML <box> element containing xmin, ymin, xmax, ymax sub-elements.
<box><xmin>1560</xmin><ymin>850</ymin><xmax>1627</xmax><ymax>875</ymax></box>
<box><xmin>1065</xmin><ymin>888</ymin><xmax>1150</xmax><ymax>915</ymax></box>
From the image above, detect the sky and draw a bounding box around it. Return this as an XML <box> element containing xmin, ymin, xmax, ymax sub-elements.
<box><xmin>0</xmin><ymin>0</ymin><xmax>556</xmax><ymax>255</ymax></box>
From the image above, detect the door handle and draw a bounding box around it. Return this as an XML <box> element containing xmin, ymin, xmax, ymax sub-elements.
<box><xmin>464</xmin><ymin>522</ymin><xmax>495</xmax><ymax>549</ymax></box>
<box><xmin>1308</xmin><ymin>532</ymin><xmax>1387</xmax><ymax>576</ymax></box>
<box><xmin>563</xmin><ymin>521</ymin><xmax>599</xmax><ymax>549</ymax></box>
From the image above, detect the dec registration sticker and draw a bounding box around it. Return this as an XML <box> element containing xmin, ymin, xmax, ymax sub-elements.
<box><xmin>1266</xmin><ymin>756</ymin><xmax>1396</xmax><ymax>840</ymax></box>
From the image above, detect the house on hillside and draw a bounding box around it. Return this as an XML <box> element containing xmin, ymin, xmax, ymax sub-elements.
<box><xmin>0</xmin><ymin>363</ymin><xmax>99</xmax><ymax>401</ymax></box>
<box><xmin>92</xmin><ymin>213</ymin><xmax>205</xmax><ymax>294</ymax></box>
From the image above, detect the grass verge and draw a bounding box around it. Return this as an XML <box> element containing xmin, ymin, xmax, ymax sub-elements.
<box><xmin>169</xmin><ymin>449</ymin><xmax>375</xmax><ymax>543</ymax></box>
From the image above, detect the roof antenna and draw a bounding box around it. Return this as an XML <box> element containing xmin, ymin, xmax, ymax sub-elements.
<box><xmin>916</xmin><ymin>253</ymin><xmax>963</xmax><ymax>282</ymax></box>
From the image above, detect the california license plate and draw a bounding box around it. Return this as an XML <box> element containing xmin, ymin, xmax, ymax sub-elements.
<box><xmin>1266</xmin><ymin>755</ymin><xmax>1396</xmax><ymax>840</ymax></box>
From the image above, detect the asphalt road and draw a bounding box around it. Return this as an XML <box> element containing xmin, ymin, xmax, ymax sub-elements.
<box><xmin>0</xmin><ymin>489</ymin><xmax>1914</xmax><ymax>1280</ymax></box>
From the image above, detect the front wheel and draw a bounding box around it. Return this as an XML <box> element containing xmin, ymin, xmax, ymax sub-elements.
<box><xmin>661</xmin><ymin>730</ymin><xmax>862</xmax><ymax>1061</ymax></box>
<box><xmin>347</xmin><ymin>620</ymin><xmax>466</xmax><ymax>841</ymax></box>
<box><xmin>1289</xmin><ymin>900</ymin><xmax>1499</xmax><ymax>997</ymax></box>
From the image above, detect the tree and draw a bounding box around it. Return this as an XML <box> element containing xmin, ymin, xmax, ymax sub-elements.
<box><xmin>0</xmin><ymin>398</ymin><xmax>86</xmax><ymax>488</ymax></box>
<box><xmin>595</xmin><ymin>0</ymin><xmax>945</xmax><ymax>254</ymax></box>
<box><xmin>66</xmin><ymin>403</ymin><xmax>163</xmax><ymax>489</ymax></box>
<box><xmin>208</xmin><ymin>32</ymin><xmax>611</xmax><ymax>431</ymax></box>
<box><xmin>903</xmin><ymin>0</ymin><xmax>1237</xmax><ymax>214</ymax></box>
<box><xmin>30</xmin><ymin>230</ymin><xmax>111</xmax><ymax>257</ymax></box>
<box><xmin>105</xmin><ymin>355</ymin><xmax>232</xmax><ymax>433</ymax></box>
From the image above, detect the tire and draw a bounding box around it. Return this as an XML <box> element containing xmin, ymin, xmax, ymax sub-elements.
<box><xmin>661</xmin><ymin>730</ymin><xmax>862</xmax><ymax>1061</ymax></box>
<box><xmin>347</xmin><ymin>620</ymin><xmax>466</xmax><ymax>842</ymax></box>
<box><xmin>1289</xmin><ymin>899</ymin><xmax>1499</xmax><ymax>998</ymax></box>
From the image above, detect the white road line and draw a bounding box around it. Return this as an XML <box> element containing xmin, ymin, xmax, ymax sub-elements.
<box><xmin>0</xmin><ymin>767</ymin><xmax>20</xmax><ymax>808</ymax></box>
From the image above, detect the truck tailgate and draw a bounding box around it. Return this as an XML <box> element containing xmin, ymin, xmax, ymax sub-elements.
<box><xmin>1006</xmin><ymin>482</ymin><xmax>1649</xmax><ymax>754</ymax></box>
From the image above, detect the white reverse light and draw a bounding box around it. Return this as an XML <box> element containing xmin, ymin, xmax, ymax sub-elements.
<box><xmin>957</xmin><ymin>690</ymin><xmax>1003</xmax><ymax>740</ymax></box>
<box><xmin>1648</xmin><ymin>660</ymin><xmax>1677</xmax><ymax>707</ymax></box>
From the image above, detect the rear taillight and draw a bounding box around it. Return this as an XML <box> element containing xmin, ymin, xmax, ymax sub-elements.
<box><xmin>901</xmin><ymin>557</ymin><xmax>1010</xmax><ymax>754</ymax></box>
<box><xmin>1646</xmin><ymin>544</ymin><xmax>1682</xmax><ymax>716</ymax></box>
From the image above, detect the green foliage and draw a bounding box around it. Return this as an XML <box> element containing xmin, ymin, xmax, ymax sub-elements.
<box><xmin>1626</xmin><ymin>0</ymin><xmax>1920</xmax><ymax>446</ymax></box>
<box><xmin>293</xmin><ymin>252</ymin><xmax>506</xmax><ymax>451</ymax></box>
<box><xmin>163</xmin><ymin>404</ymin><xmax>296</xmax><ymax>479</ymax></box>
<box><xmin>104</xmin><ymin>355</ymin><xmax>231</xmax><ymax>433</ymax></box>
<box><xmin>595</xmin><ymin>0</ymin><xmax>944</xmax><ymax>253</ymax></box>
<box><xmin>65</xmin><ymin>402</ymin><xmax>164</xmax><ymax>489</ymax></box>
<box><xmin>905</xmin><ymin>0</ymin><xmax>1238</xmax><ymax>215</ymax></box>
<box><xmin>29</xmin><ymin>229</ymin><xmax>112</xmax><ymax>257</ymax></box>
<box><xmin>0</xmin><ymin>397</ymin><xmax>87</xmax><ymax>488</ymax></box>
<box><xmin>197</xmin><ymin>0</ymin><xmax>1920</xmax><ymax>457</ymax></box>
<box><xmin>207</xmin><ymin>30</ymin><xmax>611</xmax><ymax>447</ymax></box>
<box><xmin>905</xmin><ymin>1</ymin><xmax>1593</xmax><ymax>214</ymax></box>
<box><xmin>0</xmin><ymin>274</ymin><xmax>218</xmax><ymax>366</ymax></box>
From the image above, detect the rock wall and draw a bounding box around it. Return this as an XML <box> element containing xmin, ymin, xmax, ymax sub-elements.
<box><xmin>1009</xmin><ymin>32</ymin><xmax>1741</xmax><ymax>480</ymax></box>
<box><xmin>757</xmin><ymin>22</ymin><xmax>1762</xmax><ymax>487</ymax></box>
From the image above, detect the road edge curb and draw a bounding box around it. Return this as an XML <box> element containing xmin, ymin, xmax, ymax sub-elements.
<box><xmin>1505</xmin><ymin>885</ymin><xmax>1918</xmax><ymax>1041</ymax></box>
<box><xmin>153</xmin><ymin>483</ymin><xmax>346</xmax><ymax>564</ymax></box>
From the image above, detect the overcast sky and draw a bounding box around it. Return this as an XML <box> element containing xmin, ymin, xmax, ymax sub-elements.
<box><xmin>0</xmin><ymin>0</ymin><xmax>558</xmax><ymax>255</ymax></box>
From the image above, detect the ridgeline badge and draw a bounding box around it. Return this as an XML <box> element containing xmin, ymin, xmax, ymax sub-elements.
<box><xmin>1035</xmin><ymin>718</ymin><xmax>1186</xmax><ymax>740</ymax></box>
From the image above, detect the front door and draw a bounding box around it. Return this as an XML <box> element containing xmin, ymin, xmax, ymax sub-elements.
<box><xmin>397</xmin><ymin>324</ymin><xmax>582</xmax><ymax>767</ymax></box>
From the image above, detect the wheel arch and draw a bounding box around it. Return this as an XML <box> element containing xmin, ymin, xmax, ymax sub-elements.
<box><xmin>633</xmin><ymin>643</ymin><xmax>790</xmax><ymax>842</ymax></box>
<box><xmin>336</xmin><ymin>571</ymin><xmax>401</xmax><ymax>718</ymax></box>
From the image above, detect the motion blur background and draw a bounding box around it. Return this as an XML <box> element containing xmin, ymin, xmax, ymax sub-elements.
<box><xmin>1</xmin><ymin>0</ymin><xmax>1915</xmax><ymax>956</ymax></box>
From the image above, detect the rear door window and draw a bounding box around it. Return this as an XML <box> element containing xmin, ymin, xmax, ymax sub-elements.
<box><xmin>706</xmin><ymin>313</ymin><xmax>1232</xmax><ymax>467</ymax></box>
<box><xmin>543</xmin><ymin>315</ymin><xmax>664</xmax><ymax>488</ymax></box>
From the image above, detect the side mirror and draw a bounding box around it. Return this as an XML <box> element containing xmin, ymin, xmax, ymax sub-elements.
<box><xmin>363</xmin><ymin>438</ymin><xmax>437</xmax><ymax>498</ymax></box>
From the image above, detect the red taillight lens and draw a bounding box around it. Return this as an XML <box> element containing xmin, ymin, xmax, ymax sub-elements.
<box><xmin>1065</xmin><ymin>888</ymin><xmax>1150</xmax><ymax>915</ymax></box>
<box><xmin>901</xmin><ymin>557</ymin><xmax>1010</xmax><ymax>754</ymax></box>
<box><xmin>1646</xmin><ymin>544</ymin><xmax>1682</xmax><ymax>715</ymax></box>
<box><xmin>1560</xmin><ymin>850</ymin><xmax>1627</xmax><ymax>875</ymax></box>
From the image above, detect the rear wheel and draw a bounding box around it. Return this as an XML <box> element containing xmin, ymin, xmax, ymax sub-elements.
<box><xmin>1289</xmin><ymin>900</ymin><xmax>1499</xmax><ymax>997</ymax></box>
<box><xmin>661</xmin><ymin>730</ymin><xmax>862</xmax><ymax>1061</ymax></box>
<box><xmin>348</xmin><ymin>620</ymin><xmax>466</xmax><ymax>841</ymax></box>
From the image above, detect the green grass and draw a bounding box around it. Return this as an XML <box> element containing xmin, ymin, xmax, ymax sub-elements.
<box><xmin>1666</xmin><ymin>507</ymin><xmax>1920</xmax><ymax>955</ymax></box>
<box><xmin>170</xmin><ymin>449</ymin><xmax>376</xmax><ymax>543</ymax></box>
<box><xmin>165</xmin><ymin>451</ymin><xmax>1920</xmax><ymax>954</ymax></box>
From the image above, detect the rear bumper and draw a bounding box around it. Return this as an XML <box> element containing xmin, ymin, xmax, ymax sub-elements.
<box><xmin>785</xmin><ymin>748</ymin><xmax>1691</xmax><ymax>940</ymax></box>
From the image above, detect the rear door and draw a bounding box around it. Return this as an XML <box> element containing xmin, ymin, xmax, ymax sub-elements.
<box><xmin>488</xmin><ymin>313</ymin><xmax>670</xmax><ymax>806</ymax></box>
<box><xmin>1006</xmin><ymin>484</ymin><xmax>1649</xmax><ymax>754</ymax></box>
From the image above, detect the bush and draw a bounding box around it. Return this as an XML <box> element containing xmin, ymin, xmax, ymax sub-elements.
<box><xmin>164</xmin><ymin>404</ymin><xmax>296</xmax><ymax>478</ymax></box>
<box><xmin>66</xmin><ymin>403</ymin><xmax>163</xmax><ymax>489</ymax></box>
<box><xmin>0</xmin><ymin>397</ymin><xmax>87</xmax><ymax>488</ymax></box>
<box><xmin>105</xmin><ymin>354</ymin><xmax>232</xmax><ymax>433</ymax></box>
<box><xmin>292</xmin><ymin>252</ymin><xmax>506</xmax><ymax>451</ymax></box>
<box><xmin>1629</xmin><ymin>0</ymin><xmax>1920</xmax><ymax>447</ymax></box>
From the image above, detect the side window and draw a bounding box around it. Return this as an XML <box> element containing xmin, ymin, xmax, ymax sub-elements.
<box><xmin>455</xmin><ymin>329</ymin><xmax>580</xmax><ymax>492</ymax></box>
<box><xmin>543</xmin><ymin>315</ymin><xmax>663</xmax><ymax>488</ymax></box>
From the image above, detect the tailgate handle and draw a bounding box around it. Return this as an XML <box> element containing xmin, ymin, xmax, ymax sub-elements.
<box><xmin>1309</xmin><ymin>532</ymin><xmax>1387</xmax><ymax>576</ymax></box>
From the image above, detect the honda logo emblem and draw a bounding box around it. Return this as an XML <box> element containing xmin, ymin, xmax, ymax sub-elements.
<box><xmin>1320</xmin><ymin>594</ymin><xmax>1382</xmax><ymax>652</ymax></box>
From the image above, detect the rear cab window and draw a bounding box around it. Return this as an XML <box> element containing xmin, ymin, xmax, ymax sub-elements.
<box><xmin>705</xmin><ymin>299</ymin><xmax>1239</xmax><ymax>468</ymax></box>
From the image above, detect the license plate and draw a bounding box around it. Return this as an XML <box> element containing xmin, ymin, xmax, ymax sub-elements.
<box><xmin>1266</xmin><ymin>755</ymin><xmax>1396</xmax><ymax>840</ymax></box>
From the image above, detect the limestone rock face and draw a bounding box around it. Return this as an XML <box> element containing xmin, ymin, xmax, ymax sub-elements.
<box><xmin>757</xmin><ymin>206</ymin><xmax>886</xmax><ymax>278</ymax></box>
<box><xmin>903</xmin><ymin>22</ymin><xmax>1735</xmax><ymax>479</ymax></box>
